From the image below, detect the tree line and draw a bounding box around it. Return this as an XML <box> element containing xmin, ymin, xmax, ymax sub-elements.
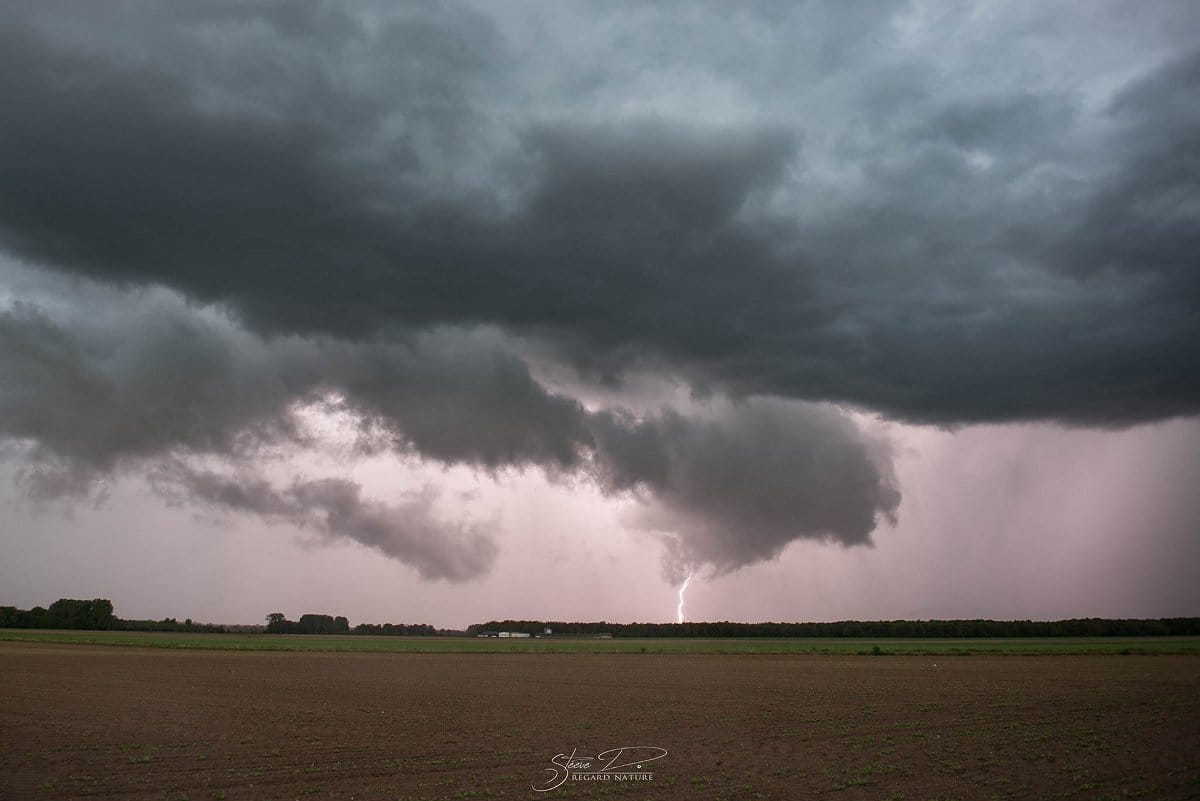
<box><xmin>266</xmin><ymin>612</ymin><xmax>350</xmax><ymax>634</ymax></box>
<box><xmin>0</xmin><ymin>600</ymin><xmax>446</xmax><ymax>635</ymax></box>
<box><xmin>467</xmin><ymin>617</ymin><xmax>1200</xmax><ymax>638</ymax></box>
<box><xmin>0</xmin><ymin>599</ymin><xmax>116</xmax><ymax>630</ymax></box>
<box><xmin>5</xmin><ymin>600</ymin><xmax>1197</xmax><ymax>639</ymax></box>
<box><xmin>351</xmin><ymin>622</ymin><xmax>438</xmax><ymax>636</ymax></box>
<box><xmin>265</xmin><ymin>612</ymin><xmax>440</xmax><ymax>636</ymax></box>
<box><xmin>0</xmin><ymin>599</ymin><xmax>226</xmax><ymax>632</ymax></box>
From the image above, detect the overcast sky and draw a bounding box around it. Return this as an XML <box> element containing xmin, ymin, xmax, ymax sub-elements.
<box><xmin>1</xmin><ymin>1</ymin><xmax>1198</xmax><ymax>628</ymax></box>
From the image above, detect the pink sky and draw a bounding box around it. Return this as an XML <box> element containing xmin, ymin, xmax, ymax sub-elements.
<box><xmin>4</xmin><ymin>416</ymin><xmax>1196</xmax><ymax>629</ymax></box>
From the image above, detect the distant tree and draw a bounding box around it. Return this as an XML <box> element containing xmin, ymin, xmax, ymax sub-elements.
<box><xmin>88</xmin><ymin>599</ymin><xmax>115</xmax><ymax>629</ymax></box>
<box><xmin>265</xmin><ymin>612</ymin><xmax>351</xmax><ymax>635</ymax></box>
<box><xmin>297</xmin><ymin>614</ymin><xmax>342</xmax><ymax>634</ymax></box>
<box><xmin>40</xmin><ymin>599</ymin><xmax>117</xmax><ymax>630</ymax></box>
<box><xmin>0</xmin><ymin>599</ymin><xmax>115</xmax><ymax>630</ymax></box>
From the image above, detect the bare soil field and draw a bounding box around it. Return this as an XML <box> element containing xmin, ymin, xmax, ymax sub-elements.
<box><xmin>1</xmin><ymin>642</ymin><xmax>1196</xmax><ymax>801</ymax></box>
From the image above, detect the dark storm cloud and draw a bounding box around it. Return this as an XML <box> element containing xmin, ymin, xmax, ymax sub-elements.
<box><xmin>2</xmin><ymin>2</ymin><xmax>1199</xmax><ymax>577</ymax></box>
<box><xmin>151</xmin><ymin>462</ymin><xmax>497</xmax><ymax>582</ymax></box>
<box><xmin>337</xmin><ymin>330</ymin><xmax>592</xmax><ymax>472</ymax></box>
<box><xmin>0</xmin><ymin>300</ymin><xmax>303</xmax><ymax>492</ymax></box>
<box><xmin>0</xmin><ymin>279</ymin><xmax>899</xmax><ymax>575</ymax></box>
<box><xmin>0</xmin><ymin>293</ymin><xmax>590</xmax><ymax>480</ymax></box>
<box><xmin>1053</xmin><ymin>49</ymin><xmax>1200</xmax><ymax>286</ymax></box>
<box><xmin>0</xmin><ymin>291</ymin><xmax>579</xmax><ymax>577</ymax></box>
<box><xmin>0</xmin><ymin>24</ymin><xmax>802</xmax><ymax>356</ymax></box>
<box><xmin>591</xmin><ymin>401</ymin><xmax>900</xmax><ymax>581</ymax></box>
<box><xmin>2</xmin><ymin>2</ymin><xmax>1197</xmax><ymax>426</ymax></box>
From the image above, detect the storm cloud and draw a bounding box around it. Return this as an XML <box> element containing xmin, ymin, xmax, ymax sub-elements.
<box><xmin>0</xmin><ymin>280</ymin><xmax>584</xmax><ymax>578</ymax></box>
<box><xmin>591</xmin><ymin>401</ymin><xmax>900</xmax><ymax>581</ymax></box>
<box><xmin>0</xmin><ymin>273</ymin><xmax>899</xmax><ymax>578</ymax></box>
<box><xmin>150</xmin><ymin>462</ymin><xmax>497</xmax><ymax>582</ymax></box>
<box><xmin>1</xmin><ymin>2</ymin><xmax>1198</xmax><ymax>581</ymax></box>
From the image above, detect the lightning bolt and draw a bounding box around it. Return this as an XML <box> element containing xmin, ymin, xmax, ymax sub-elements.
<box><xmin>676</xmin><ymin>572</ymin><xmax>693</xmax><ymax>624</ymax></box>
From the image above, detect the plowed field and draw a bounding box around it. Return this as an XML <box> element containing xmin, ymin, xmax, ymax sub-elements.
<box><xmin>1</xmin><ymin>643</ymin><xmax>1197</xmax><ymax>800</ymax></box>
